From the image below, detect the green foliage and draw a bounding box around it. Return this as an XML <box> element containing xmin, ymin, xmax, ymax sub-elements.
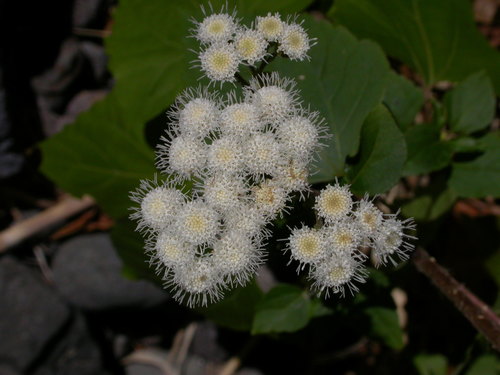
<box><xmin>403</xmin><ymin>124</ymin><xmax>454</xmax><ymax>176</ymax></box>
<box><xmin>450</xmin><ymin>133</ymin><xmax>500</xmax><ymax>198</ymax></box>
<box><xmin>40</xmin><ymin>93</ymin><xmax>156</xmax><ymax>218</ymax></box>
<box><xmin>363</xmin><ymin>306</ymin><xmax>404</xmax><ymax>350</ymax></box>
<box><xmin>332</xmin><ymin>0</ymin><xmax>500</xmax><ymax>94</ymax></box>
<box><xmin>383</xmin><ymin>71</ymin><xmax>425</xmax><ymax>130</ymax></box>
<box><xmin>465</xmin><ymin>355</ymin><xmax>500</xmax><ymax>375</ymax></box>
<box><xmin>413</xmin><ymin>354</ymin><xmax>447</xmax><ymax>375</ymax></box>
<box><xmin>251</xmin><ymin>284</ymin><xmax>331</xmax><ymax>334</ymax></box>
<box><xmin>346</xmin><ymin>104</ymin><xmax>406</xmax><ymax>195</ymax></box>
<box><xmin>271</xmin><ymin>16</ymin><xmax>390</xmax><ymax>180</ymax></box>
<box><xmin>200</xmin><ymin>280</ymin><xmax>264</xmax><ymax>331</ymax></box>
<box><xmin>402</xmin><ymin>188</ymin><xmax>456</xmax><ymax>222</ymax></box>
<box><xmin>444</xmin><ymin>71</ymin><xmax>495</xmax><ymax>135</ymax></box>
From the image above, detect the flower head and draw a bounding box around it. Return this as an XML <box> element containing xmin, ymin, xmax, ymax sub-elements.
<box><xmin>201</xmin><ymin>174</ymin><xmax>248</xmax><ymax>212</ymax></box>
<box><xmin>175</xmin><ymin>199</ymin><xmax>221</xmax><ymax>246</ymax></box>
<box><xmin>372</xmin><ymin>217</ymin><xmax>416</xmax><ymax>267</ymax></box>
<box><xmin>156</xmin><ymin>135</ymin><xmax>207</xmax><ymax>179</ymax></box>
<box><xmin>244</xmin><ymin>133</ymin><xmax>285</xmax><ymax>178</ymax></box>
<box><xmin>199</xmin><ymin>43</ymin><xmax>241</xmax><ymax>84</ymax></box>
<box><xmin>234</xmin><ymin>28</ymin><xmax>268</xmax><ymax>65</ymax></box>
<box><xmin>256</xmin><ymin>13</ymin><xmax>284</xmax><ymax>41</ymax></box>
<box><xmin>150</xmin><ymin>231</ymin><xmax>195</xmax><ymax>271</ymax></box>
<box><xmin>252</xmin><ymin>180</ymin><xmax>289</xmax><ymax>219</ymax></box>
<box><xmin>315</xmin><ymin>182</ymin><xmax>353</xmax><ymax>223</ymax></box>
<box><xmin>207</xmin><ymin>135</ymin><xmax>245</xmax><ymax>175</ymax></box>
<box><xmin>195</xmin><ymin>12</ymin><xmax>237</xmax><ymax>44</ymax></box>
<box><xmin>278</xmin><ymin>23</ymin><xmax>313</xmax><ymax>61</ymax></box>
<box><xmin>220</xmin><ymin>99</ymin><xmax>263</xmax><ymax>136</ymax></box>
<box><xmin>287</xmin><ymin>226</ymin><xmax>328</xmax><ymax>269</ymax></box>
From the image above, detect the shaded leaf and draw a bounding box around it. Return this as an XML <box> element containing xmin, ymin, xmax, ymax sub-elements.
<box><xmin>200</xmin><ymin>280</ymin><xmax>264</xmax><ymax>331</ymax></box>
<box><xmin>413</xmin><ymin>354</ymin><xmax>447</xmax><ymax>375</ymax></box>
<box><xmin>444</xmin><ymin>71</ymin><xmax>495</xmax><ymax>134</ymax></box>
<box><xmin>449</xmin><ymin>132</ymin><xmax>500</xmax><ymax>198</ymax></box>
<box><xmin>347</xmin><ymin>104</ymin><xmax>406</xmax><ymax>195</ymax></box>
<box><xmin>403</xmin><ymin>124</ymin><xmax>454</xmax><ymax>176</ymax></box>
<box><xmin>40</xmin><ymin>93</ymin><xmax>156</xmax><ymax>218</ymax></box>
<box><xmin>332</xmin><ymin>0</ymin><xmax>500</xmax><ymax>94</ymax></box>
<box><xmin>402</xmin><ymin>188</ymin><xmax>456</xmax><ymax>222</ymax></box>
<box><xmin>364</xmin><ymin>306</ymin><xmax>404</xmax><ymax>350</ymax></box>
<box><xmin>466</xmin><ymin>355</ymin><xmax>500</xmax><ymax>375</ymax></box>
<box><xmin>383</xmin><ymin>71</ymin><xmax>425</xmax><ymax>130</ymax></box>
<box><xmin>252</xmin><ymin>284</ymin><xmax>321</xmax><ymax>334</ymax></box>
<box><xmin>271</xmin><ymin>16</ymin><xmax>390</xmax><ymax>181</ymax></box>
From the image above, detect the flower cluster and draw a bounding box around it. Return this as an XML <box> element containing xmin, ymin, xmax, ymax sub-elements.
<box><xmin>192</xmin><ymin>6</ymin><xmax>314</xmax><ymax>84</ymax></box>
<box><xmin>286</xmin><ymin>182</ymin><xmax>416</xmax><ymax>297</ymax></box>
<box><xmin>130</xmin><ymin>71</ymin><xmax>328</xmax><ymax>307</ymax></box>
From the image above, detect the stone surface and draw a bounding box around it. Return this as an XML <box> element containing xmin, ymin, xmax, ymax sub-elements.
<box><xmin>52</xmin><ymin>233</ymin><xmax>168</xmax><ymax>311</ymax></box>
<box><xmin>32</xmin><ymin>314</ymin><xmax>109</xmax><ymax>375</ymax></box>
<box><xmin>0</xmin><ymin>256</ymin><xmax>70</xmax><ymax>371</ymax></box>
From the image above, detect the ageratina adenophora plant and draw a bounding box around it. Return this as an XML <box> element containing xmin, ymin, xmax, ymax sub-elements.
<box><xmin>129</xmin><ymin>6</ymin><xmax>416</xmax><ymax>307</ymax></box>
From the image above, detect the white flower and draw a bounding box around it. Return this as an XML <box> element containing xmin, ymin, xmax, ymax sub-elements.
<box><xmin>322</xmin><ymin>219</ymin><xmax>363</xmax><ymax>258</ymax></box>
<box><xmin>170</xmin><ymin>258</ymin><xmax>225</xmax><ymax>307</ymax></box>
<box><xmin>168</xmin><ymin>86</ymin><xmax>221</xmax><ymax>139</ymax></box>
<box><xmin>224</xmin><ymin>203</ymin><xmax>271</xmax><ymax>240</ymax></box>
<box><xmin>315</xmin><ymin>182</ymin><xmax>353</xmax><ymax>223</ymax></box>
<box><xmin>234</xmin><ymin>28</ymin><xmax>268</xmax><ymax>65</ymax></box>
<box><xmin>175</xmin><ymin>200</ymin><xmax>221</xmax><ymax>246</ymax></box>
<box><xmin>372</xmin><ymin>217</ymin><xmax>416</xmax><ymax>267</ymax></box>
<box><xmin>287</xmin><ymin>226</ymin><xmax>328</xmax><ymax>269</ymax></box>
<box><xmin>156</xmin><ymin>135</ymin><xmax>207</xmax><ymax>179</ymax></box>
<box><xmin>244</xmin><ymin>133</ymin><xmax>285</xmax><ymax>178</ymax></box>
<box><xmin>212</xmin><ymin>230</ymin><xmax>264</xmax><ymax>286</ymax></box>
<box><xmin>150</xmin><ymin>231</ymin><xmax>195</xmax><ymax>271</ymax></box>
<box><xmin>277</xmin><ymin>112</ymin><xmax>323</xmax><ymax>162</ymax></box>
<box><xmin>311</xmin><ymin>254</ymin><xmax>368</xmax><ymax>297</ymax></box>
<box><xmin>195</xmin><ymin>13</ymin><xmax>237</xmax><ymax>44</ymax></box>
<box><xmin>199</xmin><ymin>42</ymin><xmax>241</xmax><ymax>84</ymax></box>
<box><xmin>246</xmin><ymin>72</ymin><xmax>301</xmax><ymax>124</ymax></box>
<box><xmin>201</xmin><ymin>174</ymin><xmax>248</xmax><ymax>212</ymax></box>
<box><xmin>207</xmin><ymin>135</ymin><xmax>245</xmax><ymax>175</ymax></box>
<box><xmin>256</xmin><ymin>13</ymin><xmax>284</xmax><ymax>41</ymax></box>
<box><xmin>278</xmin><ymin>23</ymin><xmax>313</xmax><ymax>61</ymax></box>
<box><xmin>129</xmin><ymin>177</ymin><xmax>185</xmax><ymax>233</ymax></box>
<box><xmin>220</xmin><ymin>99</ymin><xmax>263</xmax><ymax>136</ymax></box>
<box><xmin>354</xmin><ymin>197</ymin><xmax>384</xmax><ymax>240</ymax></box>
<box><xmin>252</xmin><ymin>180</ymin><xmax>289</xmax><ymax>219</ymax></box>
<box><xmin>273</xmin><ymin>159</ymin><xmax>310</xmax><ymax>197</ymax></box>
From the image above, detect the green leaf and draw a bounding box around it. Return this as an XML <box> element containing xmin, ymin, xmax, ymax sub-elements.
<box><xmin>40</xmin><ymin>93</ymin><xmax>156</xmax><ymax>218</ymax></box>
<box><xmin>403</xmin><ymin>124</ymin><xmax>454</xmax><ymax>176</ymax></box>
<box><xmin>346</xmin><ymin>104</ymin><xmax>406</xmax><ymax>195</ymax></box>
<box><xmin>364</xmin><ymin>306</ymin><xmax>404</xmax><ymax>350</ymax></box>
<box><xmin>466</xmin><ymin>355</ymin><xmax>500</xmax><ymax>375</ymax></box>
<box><xmin>383</xmin><ymin>71</ymin><xmax>425</xmax><ymax>130</ymax></box>
<box><xmin>402</xmin><ymin>188</ymin><xmax>457</xmax><ymax>222</ymax></box>
<box><xmin>200</xmin><ymin>280</ymin><xmax>264</xmax><ymax>331</ymax></box>
<box><xmin>252</xmin><ymin>284</ymin><xmax>324</xmax><ymax>334</ymax></box>
<box><xmin>106</xmin><ymin>0</ymin><xmax>314</xmax><ymax>133</ymax></box>
<box><xmin>485</xmin><ymin>250</ymin><xmax>500</xmax><ymax>287</ymax></box>
<box><xmin>332</xmin><ymin>0</ymin><xmax>500</xmax><ymax>95</ymax></box>
<box><xmin>270</xmin><ymin>16</ymin><xmax>390</xmax><ymax>181</ymax></box>
<box><xmin>413</xmin><ymin>354</ymin><xmax>447</xmax><ymax>375</ymax></box>
<box><xmin>449</xmin><ymin>132</ymin><xmax>500</xmax><ymax>198</ymax></box>
<box><xmin>444</xmin><ymin>71</ymin><xmax>495</xmax><ymax>134</ymax></box>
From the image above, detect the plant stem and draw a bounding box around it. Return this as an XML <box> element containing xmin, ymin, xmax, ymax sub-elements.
<box><xmin>412</xmin><ymin>247</ymin><xmax>500</xmax><ymax>352</ymax></box>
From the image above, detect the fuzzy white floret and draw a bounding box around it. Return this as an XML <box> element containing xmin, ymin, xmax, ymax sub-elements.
<box><xmin>354</xmin><ymin>197</ymin><xmax>384</xmax><ymax>240</ymax></box>
<box><xmin>178</xmin><ymin>98</ymin><xmax>219</xmax><ymax>138</ymax></box>
<box><xmin>201</xmin><ymin>174</ymin><xmax>248</xmax><ymax>212</ymax></box>
<box><xmin>234</xmin><ymin>28</ymin><xmax>268</xmax><ymax>65</ymax></box>
<box><xmin>196</xmin><ymin>13</ymin><xmax>237</xmax><ymax>44</ymax></box>
<box><xmin>256</xmin><ymin>13</ymin><xmax>284</xmax><ymax>41</ymax></box>
<box><xmin>311</xmin><ymin>254</ymin><xmax>368</xmax><ymax>297</ymax></box>
<box><xmin>322</xmin><ymin>219</ymin><xmax>363</xmax><ymax>258</ymax></box>
<box><xmin>315</xmin><ymin>183</ymin><xmax>353</xmax><ymax>223</ymax></box>
<box><xmin>220</xmin><ymin>101</ymin><xmax>263</xmax><ymax>136</ymax></box>
<box><xmin>153</xmin><ymin>231</ymin><xmax>195</xmax><ymax>270</ymax></box>
<box><xmin>207</xmin><ymin>135</ymin><xmax>245</xmax><ymax>175</ymax></box>
<box><xmin>252</xmin><ymin>180</ymin><xmax>289</xmax><ymax>219</ymax></box>
<box><xmin>170</xmin><ymin>258</ymin><xmax>225</xmax><ymax>307</ymax></box>
<box><xmin>175</xmin><ymin>200</ymin><xmax>220</xmax><ymax>246</ymax></box>
<box><xmin>129</xmin><ymin>177</ymin><xmax>185</xmax><ymax>233</ymax></box>
<box><xmin>199</xmin><ymin>43</ymin><xmax>241</xmax><ymax>83</ymax></box>
<box><xmin>287</xmin><ymin>226</ymin><xmax>328</xmax><ymax>269</ymax></box>
<box><xmin>244</xmin><ymin>133</ymin><xmax>285</xmax><ymax>178</ymax></box>
<box><xmin>212</xmin><ymin>230</ymin><xmax>264</xmax><ymax>286</ymax></box>
<box><xmin>372</xmin><ymin>217</ymin><xmax>416</xmax><ymax>267</ymax></box>
<box><xmin>246</xmin><ymin>73</ymin><xmax>301</xmax><ymax>124</ymax></box>
<box><xmin>224</xmin><ymin>203</ymin><xmax>270</xmax><ymax>240</ymax></box>
<box><xmin>273</xmin><ymin>159</ymin><xmax>310</xmax><ymax>196</ymax></box>
<box><xmin>278</xmin><ymin>23</ymin><xmax>312</xmax><ymax>61</ymax></box>
<box><xmin>156</xmin><ymin>135</ymin><xmax>207</xmax><ymax>179</ymax></box>
<box><xmin>277</xmin><ymin>114</ymin><xmax>320</xmax><ymax>161</ymax></box>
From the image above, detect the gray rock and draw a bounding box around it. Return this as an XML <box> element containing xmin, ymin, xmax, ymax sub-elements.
<box><xmin>52</xmin><ymin>233</ymin><xmax>168</xmax><ymax>311</ymax></box>
<box><xmin>0</xmin><ymin>256</ymin><xmax>70</xmax><ymax>371</ymax></box>
<box><xmin>32</xmin><ymin>314</ymin><xmax>108</xmax><ymax>375</ymax></box>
